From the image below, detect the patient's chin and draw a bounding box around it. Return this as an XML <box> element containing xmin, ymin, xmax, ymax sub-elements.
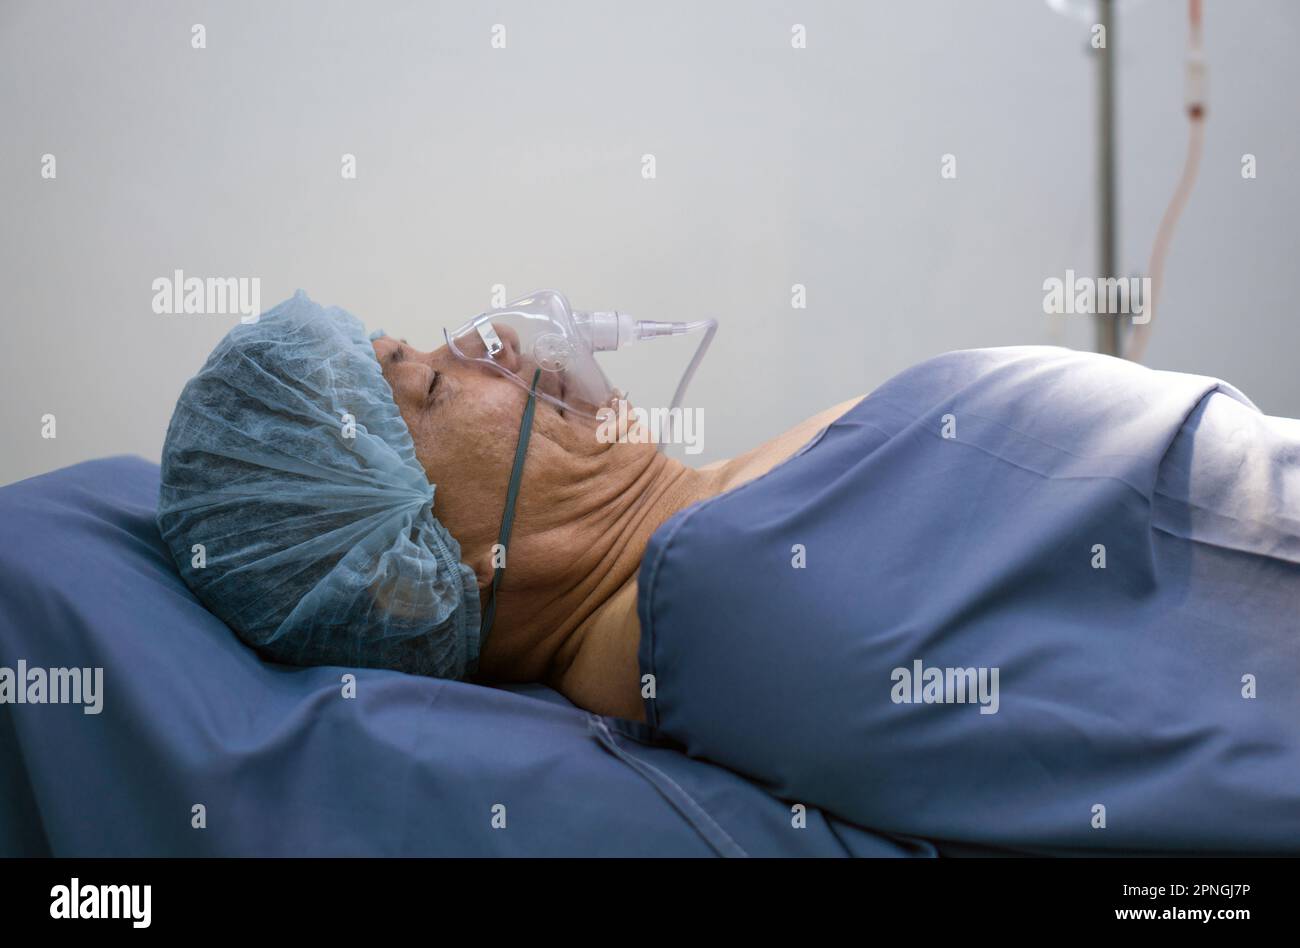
<box><xmin>534</xmin><ymin>406</ymin><xmax>628</xmax><ymax>460</ymax></box>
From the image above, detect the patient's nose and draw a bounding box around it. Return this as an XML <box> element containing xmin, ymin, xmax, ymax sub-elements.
<box><xmin>489</xmin><ymin>322</ymin><xmax>523</xmax><ymax>372</ymax></box>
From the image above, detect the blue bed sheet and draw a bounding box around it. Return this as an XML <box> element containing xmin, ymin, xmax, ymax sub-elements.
<box><xmin>639</xmin><ymin>346</ymin><xmax>1300</xmax><ymax>855</ymax></box>
<box><xmin>0</xmin><ymin>457</ymin><xmax>914</xmax><ymax>857</ymax></box>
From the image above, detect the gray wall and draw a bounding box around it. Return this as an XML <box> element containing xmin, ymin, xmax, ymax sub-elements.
<box><xmin>2</xmin><ymin>0</ymin><xmax>1297</xmax><ymax>483</ymax></box>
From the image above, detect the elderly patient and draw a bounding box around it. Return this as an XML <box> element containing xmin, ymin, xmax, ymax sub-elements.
<box><xmin>159</xmin><ymin>291</ymin><xmax>1300</xmax><ymax>853</ymax></box>
<box><xmin>157</xmin><ymin>291</ymin><xmax>838</xmax><ymax>719</ymax></box>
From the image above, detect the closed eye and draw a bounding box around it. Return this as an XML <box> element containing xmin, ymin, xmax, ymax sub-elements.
<box><xmin>427</xmin><ymin>370</ymin><xmax>440</xmax><ymax>399</ymax></box>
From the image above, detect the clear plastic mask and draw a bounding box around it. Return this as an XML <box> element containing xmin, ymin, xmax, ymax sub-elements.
<box><xmin>445</xmin><ymin>288</ymin><xmax>718</xmax><ymax>443</ymax></box>
<box><xmin>444</xmin><ymin>290</ymin><xmax>621</xmax><ymax>419</ymax></box>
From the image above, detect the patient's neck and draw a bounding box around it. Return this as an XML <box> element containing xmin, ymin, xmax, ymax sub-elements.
<box><xmin>545</xmin><ymin>454</ymin><xmax>727</xmax><ymax>720</ymax></box>
<box><xmin>530</xmin><ymin>395</ymin><xmax>866</xmax><ymax>720</ymax></box>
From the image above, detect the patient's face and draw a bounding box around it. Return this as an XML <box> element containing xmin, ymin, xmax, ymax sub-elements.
<box><xmin>372</xmin><ymin>331</ymin><xmax>662</xmax><ymax>682</ymax></box>
<box><xmin>371</xmin><ymin>332</ymin><xmax>645</xmax><ymax>586</ymax></box>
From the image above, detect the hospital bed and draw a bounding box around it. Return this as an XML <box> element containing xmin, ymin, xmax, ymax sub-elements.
<box><xmin>0</xmin><ymin>457</ymin><xmax>918</xmax><ymax>857</ymax></box>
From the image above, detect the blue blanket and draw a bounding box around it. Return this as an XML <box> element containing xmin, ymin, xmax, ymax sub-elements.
<box><xmin>0</xmin><ymin>457</ymin><xmax>916</xmax><ymax>857</ymax></box>
<box><xmin>638</xmin><ymin>346</ymin><xmax>1300</xmax><ymax>855</ymax></box>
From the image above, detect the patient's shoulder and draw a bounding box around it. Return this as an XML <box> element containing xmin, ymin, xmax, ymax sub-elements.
<box><xmin>706</xmin><ymin>395</ymin><xmax>866</xmax><ymax>484</ymax></box>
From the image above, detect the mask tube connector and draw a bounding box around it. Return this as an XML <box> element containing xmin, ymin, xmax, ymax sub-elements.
<box><xmin>574</xmin><ymin>309</ymin><xmax>717</xmax><ymax>453</ymax></box>
<box><xmin>574</xmin><ymin>312</ymin><xmax>713</xmax><ymax>351</ymax></box>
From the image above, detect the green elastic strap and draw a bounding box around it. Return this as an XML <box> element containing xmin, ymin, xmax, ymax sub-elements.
<box><xmin>479</xmin><ymin>367</ymin><xmax>542</xmax><ymax>645</ymax></box>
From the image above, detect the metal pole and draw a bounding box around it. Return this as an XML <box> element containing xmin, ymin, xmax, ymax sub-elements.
<box><xmin>1097</xmin><ymin>0</ymin><xmax>1119</xmax><ymax>357</ymax></box>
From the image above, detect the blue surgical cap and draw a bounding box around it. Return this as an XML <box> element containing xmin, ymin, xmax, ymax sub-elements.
<box><xmin>156</xmin><ymin>290</ymin><xmax>482</xmax><ymax>679</ymax></box>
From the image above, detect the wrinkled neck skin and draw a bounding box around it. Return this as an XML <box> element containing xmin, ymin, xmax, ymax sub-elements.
<box><xmin>545</xmin><ymin>450</ymin><xmax>730</xmax><ymax>721</ymax></box>
<box><xmin>474</xmin><ymin>435</ymin><xmax>727</xmax><ymax>720</ymax></box>
<box><xmin>473</xmin><ymin>395</ymin><xmax>866</xmax><ymax>721</ymax></box>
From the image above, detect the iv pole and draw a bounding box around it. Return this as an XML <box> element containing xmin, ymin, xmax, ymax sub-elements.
<box><xmin>1096</xmin><ymin>0</ymin><xmax>1120</xmax><ymax>357</ymax></box>
<box><xmin>1084</xmin><ymin>0</ymin><xmax>1203</xmax><ymax>362</ymax></box>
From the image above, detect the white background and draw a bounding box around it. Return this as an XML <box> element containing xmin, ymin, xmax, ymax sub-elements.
<box><xmin>2</xmin><ymin>0</ymin><xmax>1296</xmax><ymax>482</ymax></box>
